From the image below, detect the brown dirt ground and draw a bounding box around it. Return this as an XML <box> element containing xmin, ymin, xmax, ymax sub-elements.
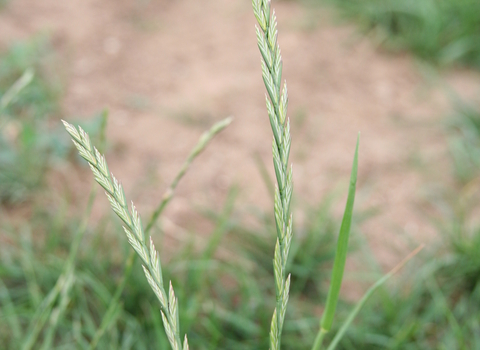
<box><xmin>2</xmin><ymin>0</ymin><xmax>480</xmax><ymax>273</ymax></box>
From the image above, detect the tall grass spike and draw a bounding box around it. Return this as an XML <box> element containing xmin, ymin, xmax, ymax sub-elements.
<box><xmin>252</xmin><ymin>1</ymin><xmax>293</xmax><ymax>349</ymax></box>
<box><xmin>62</xmin><ymin>120</ymin><xmax>186</xmax><ymax>350</ymax></box>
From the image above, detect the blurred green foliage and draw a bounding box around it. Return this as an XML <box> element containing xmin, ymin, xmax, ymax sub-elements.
<box><xmin>447</xmin><ymin>98</ymin><xmax>480</xmax><ymax>184</ymax></box>
<box><xmin>0</xmin><ymin>184</ymin><xmax>346</xmax><ymax>349</ymax></box>
<box><xmin>322</xmin><ymin>0</ymin><xmax>480</xmax><ymax>69</ymax></box>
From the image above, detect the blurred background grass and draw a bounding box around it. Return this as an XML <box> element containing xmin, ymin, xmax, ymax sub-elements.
<box><xmin>1</xmin><ymin>0</ymin><xmax>480</xmax><ymax>349</ymax></box>
<box><xmin>317</xmin><ymin>0</ymin><xmax>480</xmax><ymax>69</ymax></box>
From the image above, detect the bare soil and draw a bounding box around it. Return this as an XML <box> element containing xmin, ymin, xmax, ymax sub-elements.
<box><xmin>2</xmin><ymin>0</ymin><xmax>480</xmax><ymax>270</ymax></box>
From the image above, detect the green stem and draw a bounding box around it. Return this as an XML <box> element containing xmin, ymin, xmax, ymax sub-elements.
<box><xmin>312</xmin><ymin>328</ymin><xmax>328</xmax><ymax>350</ymax></box>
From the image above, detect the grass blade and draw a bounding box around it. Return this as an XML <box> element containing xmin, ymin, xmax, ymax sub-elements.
<box><xmin>312</xmin><ymin>134</ymin><xmax>359</xmax><ymax>350</ymax></box>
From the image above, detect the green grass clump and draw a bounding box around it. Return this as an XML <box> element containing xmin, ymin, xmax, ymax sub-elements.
<box><xmin>0</xmin><ymin>184</ymin><xmax>351</xmax><ymax>349</ymax></box>
<box><xmin>0</xmin><ymin>207</ymin><xmax>159</xmax><ymax>349</ymax></box>
<box><xmin>321</xmin><ymin>0</ymin><xmax>480</xmax><ymax>69</ymax></box>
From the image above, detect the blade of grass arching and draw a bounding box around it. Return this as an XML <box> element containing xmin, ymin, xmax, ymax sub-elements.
<box><xmin>87</xmin><ymin>116</ymin><xmax>233</xmax><ymax>349</ymax></box>
<box><xmin>326</xmin><ymin>244</ymin><xmax>424</xmax><ymax>350</ymax></box>
<box><xmin>312</xmin><ymin>135</ymin><xmax>359</xmax><ymax>350</ymax></box>
<box><xmin>0</xmin><ymin>278</ymin><xmax>22</xmax><ymax>344</ymax></box>
<box><xmin>0</xmin><ymin>68</ymin><xmax>34</xmax><ymax>113</ymax></box>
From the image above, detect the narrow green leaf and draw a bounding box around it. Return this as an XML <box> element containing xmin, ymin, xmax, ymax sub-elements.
<box><xmin>321</xmin><ymin>134</ymin><xmax>359</xmax><ymax>332</ymax></box>
<box><xmin>312</xmin><ymin>134</ymin><xmax>359</xmax><ymax>350</ymax></box>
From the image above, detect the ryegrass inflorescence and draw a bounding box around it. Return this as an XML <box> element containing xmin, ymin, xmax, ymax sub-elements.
<box><xmin>62</xmin><ymin>121</ymin><xmax>189</xmax><ymax>350</ymax></box>
<box><xmin>252</xmin><ymin>1</ymin><xmax>293</xmax><ymax>349</ymax></box>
